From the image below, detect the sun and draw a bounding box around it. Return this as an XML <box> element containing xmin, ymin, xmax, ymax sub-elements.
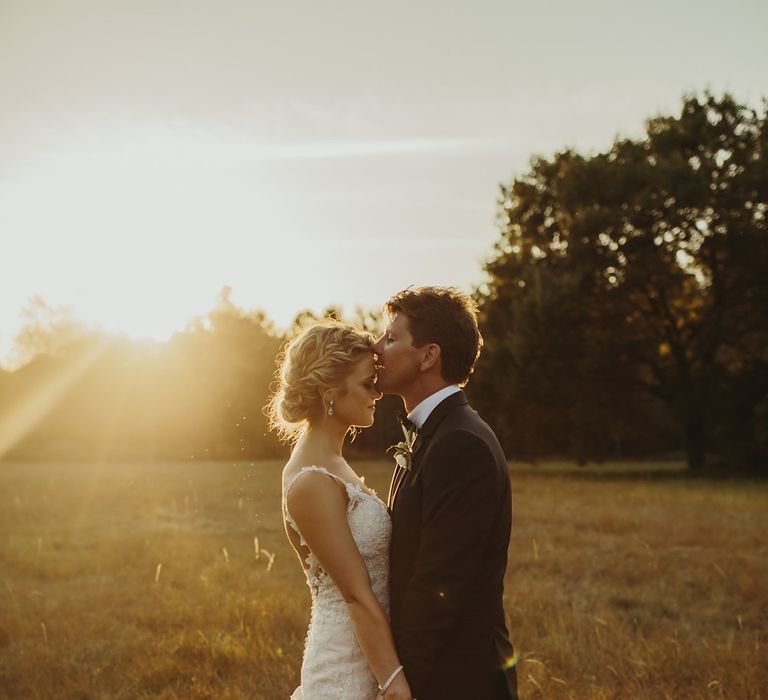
<box><xmin>2</xmin><ymin>126</ymin><xmax>307</xmax><ymax>353</ymax></box>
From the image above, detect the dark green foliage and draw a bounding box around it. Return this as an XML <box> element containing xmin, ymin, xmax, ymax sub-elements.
<box><xmin>472</xmin><ymin>93</ymin><xmax>768</xmax><ymax>473</ymax></box>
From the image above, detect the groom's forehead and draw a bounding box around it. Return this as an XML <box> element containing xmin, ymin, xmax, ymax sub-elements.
<box><xmin>386</xmin><ymin>313</ymin><xmax>415</xmax><ymax>340</ymax></box>
<box><xmin>390</xmin><ymin>312</ymin><xmax>406</xmax><ymax>329</ymax></box>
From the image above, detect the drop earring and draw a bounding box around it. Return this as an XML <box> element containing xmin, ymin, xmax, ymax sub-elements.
<box><xmin>327</xmin><ymin>400</ymin><xmax>334</xmax><ymax>416</ymax></box>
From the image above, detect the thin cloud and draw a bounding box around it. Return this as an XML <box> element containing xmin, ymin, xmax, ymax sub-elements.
<box><xmin>238</xmin><ymin>138</ymin><xmax>514</xmax><ymax>161</ymax></box>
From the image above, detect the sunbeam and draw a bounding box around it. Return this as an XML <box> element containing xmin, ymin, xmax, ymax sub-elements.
<box><xmin>0</xmin><ymin>340</ymin><xmax>108</xmax><ymax>459</ymax></box>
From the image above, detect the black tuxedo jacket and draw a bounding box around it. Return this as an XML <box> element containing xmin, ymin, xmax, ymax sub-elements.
<box><xmin>388</xmin><ymin>390</ymin><xmax>518</xmax><ymax>699</ymax></box>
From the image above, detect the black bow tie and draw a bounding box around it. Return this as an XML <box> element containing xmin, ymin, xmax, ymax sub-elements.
<box><xmin>396</xmin><ymin>411</ymin><xmax>417</xmax><ymax>433</ymax></box>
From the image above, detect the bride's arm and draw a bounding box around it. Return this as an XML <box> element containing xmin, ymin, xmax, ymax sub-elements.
<box><xmin>287</xmin><ymin>472</ymin><xmax>412</xmax><ymax>699</ymax></box>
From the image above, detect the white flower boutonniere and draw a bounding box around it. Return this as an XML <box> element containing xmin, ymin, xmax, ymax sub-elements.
<box><xmin>388</xmin><ymin>423</ymin><xmax>419</xmax><ymax>471</ymax></box>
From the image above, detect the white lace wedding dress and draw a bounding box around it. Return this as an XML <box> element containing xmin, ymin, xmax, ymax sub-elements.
<box><xmin>283</xmin><ymin>466</ymin><xmax>392</xmax><ymax>700</ymax></box>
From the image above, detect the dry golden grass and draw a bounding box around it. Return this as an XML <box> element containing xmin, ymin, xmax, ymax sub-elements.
<box><xmin>507</xmin><ymin>469</ymin><xmax>767</xmax><ymax>699</ymax></box>
<box><xmin>0</xmin><ymin>460</ymin><xmax>766</xmax><ymax>699</ymax></box>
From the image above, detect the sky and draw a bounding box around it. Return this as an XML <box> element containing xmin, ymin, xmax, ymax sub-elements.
<box><xmin>2</xmin><ymin>0</ymin><xmax>767</xmax><ymax>367</ymax></box>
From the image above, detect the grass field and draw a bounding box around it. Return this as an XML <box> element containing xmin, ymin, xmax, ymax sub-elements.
<box><xmin>1</xmin><ymin>459</ymin><xmax>766</xmax><ymax>699</ymax></box>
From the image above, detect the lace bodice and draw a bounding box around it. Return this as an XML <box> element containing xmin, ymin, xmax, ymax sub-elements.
<box><xmin>283</xmin><ymin>465</ymin><xmax>392</xmax><ymax>699</ymax></box>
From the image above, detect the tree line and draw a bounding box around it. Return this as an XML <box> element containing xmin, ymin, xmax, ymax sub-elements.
<box><xmin>472</xmin><ymin>93</ymin><xmax>767</xmax><ymax>473</ymax></box>
<box><xmin>1</xmin><ymin>93</ymin><xmax>765</xmax><ymax>473</ymax></box>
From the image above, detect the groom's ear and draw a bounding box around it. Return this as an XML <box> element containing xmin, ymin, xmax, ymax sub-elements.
<box><xmin>419</xmin><ymin>343</ymin><xmax>441</xmax><ymax>372</ymax></box>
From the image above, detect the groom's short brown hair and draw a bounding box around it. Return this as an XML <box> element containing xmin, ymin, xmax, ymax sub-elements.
<box><xmin>385</xmin><ymin>286</ymin><xmax>482</xmax><ymax>386</ymax></box>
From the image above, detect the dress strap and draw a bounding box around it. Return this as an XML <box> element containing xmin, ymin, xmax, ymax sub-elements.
<box><xmin>283</xmin><ymin>465</ymin><xmax>350</xmax><ymax>501</ymax></box>
<box><xmin>283</xmin><ymin>466</ymin><xmax>353</xmax><ymax>543</ymax></box>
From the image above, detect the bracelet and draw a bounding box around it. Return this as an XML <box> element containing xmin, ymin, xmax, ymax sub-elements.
<box><xmin>378</xmin><ymin>664</ymin><xmax>404</xmax><ymax>693</ymax></box>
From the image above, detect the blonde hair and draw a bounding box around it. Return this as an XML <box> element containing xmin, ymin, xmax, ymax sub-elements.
<box><xmin>266</xmin><ymin>320</ymin><xmax>374</xmax><ymax>443</ymax></box>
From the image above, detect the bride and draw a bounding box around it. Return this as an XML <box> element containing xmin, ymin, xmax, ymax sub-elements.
<box><xmin>267</xmin><ymin>321</ymin><xmax>413</xmax><ymax>700</ymax></box>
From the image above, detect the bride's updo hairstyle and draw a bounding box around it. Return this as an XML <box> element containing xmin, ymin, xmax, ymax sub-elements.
<box><xmin>267</xmin><ymin>320</ymin><xmax>374</xmax><ymax>443</ymax></box>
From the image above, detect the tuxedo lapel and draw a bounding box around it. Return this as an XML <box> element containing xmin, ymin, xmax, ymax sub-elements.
<box><xmin>387</xmin><ymin>465</ymin><xmax>406</xmax><ymax>510</ymax></box>
<box><xmin>389</xmin><ymin>390</ymin><xmax>468</xmax><ymax>509</ymax></box>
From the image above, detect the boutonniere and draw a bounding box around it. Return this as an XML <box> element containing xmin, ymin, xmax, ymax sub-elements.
<box><xmin>388</xmin><ymin>423</ymin><xmax>419</xmax><ymax>471</ymax></box>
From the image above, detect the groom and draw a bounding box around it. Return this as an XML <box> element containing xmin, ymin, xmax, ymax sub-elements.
<box><xmin>373</xmin><ymin>287</ymin><xmax>518</xmax><ymax>700</ymax></box>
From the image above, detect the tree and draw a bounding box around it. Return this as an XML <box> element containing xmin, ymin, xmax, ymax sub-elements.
<box><xmin>474</xmin><ymin>93</ymin><xmax>768</xmax><ymax>473</ymax></box>
<box><xmin>10</xmin><ymin>296</ymin><xmax>94</xmax><ymax>369</ymax></box>
<box><xmin>1</xmin><ymin>288</ymin><xmax>287</xmax><ymax>460</ymax></box>
<box><xmin>170</xmin><ymin>286</ymin><xmax>284</xmax><ymax>459</ymax></box>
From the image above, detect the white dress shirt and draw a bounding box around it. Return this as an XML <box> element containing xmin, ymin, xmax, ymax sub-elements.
<box><xmin>407</xmin><ymin>385</ymin><xmax>462</xmax><ymax>430</ymax></box>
